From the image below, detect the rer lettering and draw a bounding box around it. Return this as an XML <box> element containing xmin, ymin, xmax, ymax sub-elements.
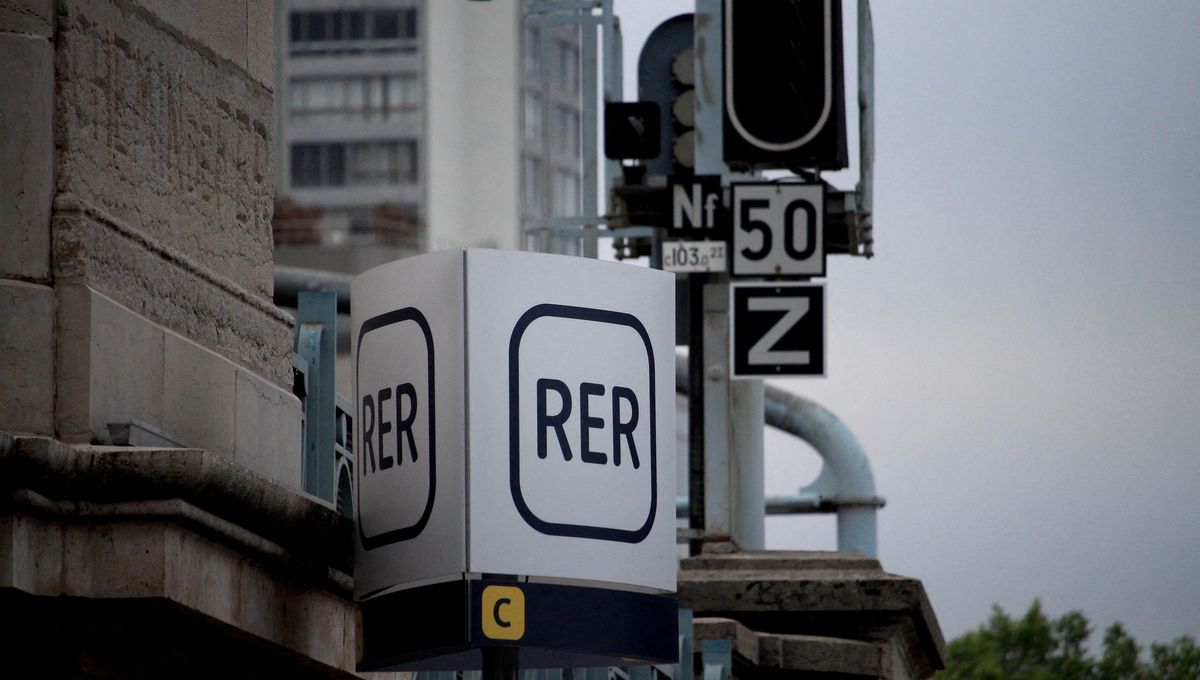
<box><xmin>360</xmin><ymin>383</ymin><xmax>419</xmax><ymax>475</ymax></box>
<box><xmin>535</xmin><ymin>378</ymin><xmax>640</xmax><ymax>468</ymax></box>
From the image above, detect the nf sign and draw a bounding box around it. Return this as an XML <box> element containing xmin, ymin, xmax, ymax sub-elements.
<box><xmin>731</xmin><ymin>183</ymin><xmax>825</xmax><ymax>277</ymax></box>
<box><xmin>730</xmin><ymin>282</ymin><xmax>825</xmax><ymax>378</ymax></box>
<box><xmin>352</xmin><ymin>249</ymin><xmax>675</xmax><ymax>603</ymax></box>
<box><xmin>668</xmin><ymin>175</ymin><xmax>724</xmax><ymax>239</ymax></box>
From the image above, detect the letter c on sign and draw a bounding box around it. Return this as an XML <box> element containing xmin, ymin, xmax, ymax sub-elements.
<box><xmin>481</xmin><ymin>585</ymin><xmax>525</xmax><ymax>641</ymax></box>
<box><xmin>494</xmin><ymin>598</ymin><xmax>512</xmax><ymax>627</ymax></box>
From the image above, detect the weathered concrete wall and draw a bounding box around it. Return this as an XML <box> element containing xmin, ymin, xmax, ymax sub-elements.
<box><xmin>0</xmin><ymin>1</ymin><xmax>54</xmax><ymax>282</ymax></box>
<box><xmin>0</xmin><ymin>281</ymin><xmax>55</xmax><ymax>433</ymax></box>
<box><xmin>54</xmin><ymin>0</ymin><xmax>275</xmax><ymax>298</ymax></box>
<box><xmin>48</xmin><ymin>0</ymin><xmax>294</xmax><ymax>390</ymax></box>
<box><xmin>52</xmin><ymin>203</ymin><xmax>294</xmax><ymax>386</ymax></box>
<box><xmin>0</xmin><ymin>1</ymin><xmax>55</xmax><ymax>434</ymax></box>
<box><xmin>1</xmin><ymin>0</ymin><xmax>299</xmax><ymax>488</ymax></box>
<box><xmin>0</xmin><ymin>2</ymin><xmax>357</xmax><ymax>676</ymax></box>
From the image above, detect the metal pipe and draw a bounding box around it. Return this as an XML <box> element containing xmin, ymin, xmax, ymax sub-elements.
<box><xmin>675</xmin><ymin>352</ymin><xmax>883</xmax><ymax>557</ymax></box>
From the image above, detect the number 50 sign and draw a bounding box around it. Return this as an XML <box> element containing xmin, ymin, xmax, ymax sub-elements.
<box><xmin>731</xmin><ymin>183</ymin><xmax>825</xmax><ymax>278</ymax></box>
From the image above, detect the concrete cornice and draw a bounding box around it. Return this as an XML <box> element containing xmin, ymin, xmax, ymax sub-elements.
<box><xmin>0</xmin><ymin>433</ymin><xmax>352</xmax><ymax>576</ymax></box>
<box><xmin>678</xmin><ymin>550</ymin><xmax>946</xmax><ymax>678</ymax></box>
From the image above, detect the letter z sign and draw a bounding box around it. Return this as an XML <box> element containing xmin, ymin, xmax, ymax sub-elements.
<box><xmin>731</xmin><ymin>183</ymin><xmax>824</xmax><ymax>277</ymax></box>
<box><xmin>730</xmin><ymin>283</ymin><xmax>825</xmax><ymax>378</ymax></box>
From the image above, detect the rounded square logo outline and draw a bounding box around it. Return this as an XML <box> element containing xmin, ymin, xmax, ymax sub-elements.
<box><xmin>355</xmin><ymin>307</ymin><xmax>437</xmax><ymax>550</ymax></box>
<box><xmin>507</xmin><ymin>303</ymin><xmax>658</xmax><ymax>544</ymax></box>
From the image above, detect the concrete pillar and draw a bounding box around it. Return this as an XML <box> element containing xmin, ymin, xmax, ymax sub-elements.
<box><xmin>0</xmin><ymin>0</ymin><xmax>301</xmax><ymax>487</ymax></box>
<box><xmin>425</xmin><ymin>0</ymin><xmax>521</xmax><ymax>251</ymax></box>
<box><xmin>0</xmin><ymin>3</ymin><xmax>386</xmax><ymax>676</ymax></box>
<box><xmin>0</xmin><ymin>0</ymin><xmax>56</xmax><ymax>435</ymax></box>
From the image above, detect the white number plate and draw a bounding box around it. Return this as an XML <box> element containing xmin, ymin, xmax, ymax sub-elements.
<box><xmin>662</xmin><ymin>240</ymin><xmax>727</xmax><ymax>273</ymax></box>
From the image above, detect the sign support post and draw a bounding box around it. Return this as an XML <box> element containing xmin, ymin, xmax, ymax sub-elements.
<box><xmin>693</xmin><ymin>0</ymin><xmax>765</xmax><ymax>551</ymax></box>
<box><xmin>482</xmin><ymin>647</ymin><xmax>519</xmax><ymax>680</ymax></box>
<box><xmin>687</xmin><ymin>274</ymin><xmax>705</xmax><ymax>556</ymax></box>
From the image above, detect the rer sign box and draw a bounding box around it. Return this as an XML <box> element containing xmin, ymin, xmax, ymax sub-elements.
<box><xmin>352</xmin><ymin>249</ymin><xmax>676</xmax><ymax>601</ymax></box>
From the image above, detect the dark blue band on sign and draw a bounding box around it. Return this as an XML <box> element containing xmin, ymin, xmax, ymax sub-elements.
<box><xmin>357</xmin><ymin>578</ymin><xmax>679</xmax><ymax>672</ymax></box>
<box><xmin>507</xmin><ymin>303</ymin><xmax>657</xmax><ymax>544</ymax></box>
<box><xmin>355</xmin><ymin>307</ymin><xmax>436</xmax><ymax>550</ymax></box>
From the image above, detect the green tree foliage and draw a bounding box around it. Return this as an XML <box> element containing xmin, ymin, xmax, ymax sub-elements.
<box><xmin>938</xmin><ymin>600</ymin><xmax>1199</xmax><ymax>680</ymax></box>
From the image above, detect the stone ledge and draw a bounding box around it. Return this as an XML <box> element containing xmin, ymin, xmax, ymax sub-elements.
<box><xmin>679</xmin><ymin>551</ymin><xmax>945</xmax><ymax>679</ymax></box>
<box><xmin>695</xmin><ymin>617</ymin><xmax>883</xmax><ymax>678</ymax></box>
<box><xmin>694</xmin><ymin>617</ymin><xmax>761</xmax><ymax>664</ymax></box>
<box><xmin>52</xmin><ymin>284</ymin><xmax>301</xmax><ymax>485</ymax></box>
<box><xmin>0</xmin><ymin>434</ymin><xmax>350</xmax><ymax>573</ymax></box>
<box><xmin>0</xmin><ymin>432</ymin><xmax>389</xmax><ymax>676</ymax></box>
<box><xmin>0</xmin><ymin>591</ymin><xmax>367</xmax><ymax>679</ymax></box>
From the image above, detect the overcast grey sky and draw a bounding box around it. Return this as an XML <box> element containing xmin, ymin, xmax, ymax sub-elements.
<box><xmin>614</xmin><ymin>0</ymin><xmax>1200</xmax><ymax>646</ymax></box>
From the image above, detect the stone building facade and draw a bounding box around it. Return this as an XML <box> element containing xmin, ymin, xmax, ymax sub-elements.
<box><xmin>0</xmin><ymin>0</ymin><xmax>379</xmax><ymax>676</ymax></box>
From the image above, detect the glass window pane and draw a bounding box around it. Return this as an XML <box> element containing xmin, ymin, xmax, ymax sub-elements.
<box><xmin>348</xmin><ymin>11</ymin><xmax>365</xmax><ymax>40</ymax></box>
<box><xmin>569</xmin><ymin>110</ymin><xmax>580</xmax><ymax>157</ymax></box>
<box><xmin>290</xmin><ymin>144</ymin><xmax>306</xmax><ymax>186</ymax></box>
<box><xmin>401</xmin><ymin>76</ymin><xmax>419</xmax><ymax>106</ymax></box>
<box><xmin>374</xmin><ymin>11</ymin><xmax>400</xmax><ymax>39</ymax></box>
<box><xmin>525</xmin><ymin>94</ymin><xmax>542</xmax><ymax>144</ymax></box>
<box><xmin>387</xmin><ymin>76</ymin><xmax>403</xmax><ymax>108</ymax></box>
<box><xmin>524</xmin><ymin>26</ymin><xmax>540</xmax><ymax>74</ymax></box>
<box><xmin>346</xmin><ymin>79</ymin><xmax>364</xmax><ymax>112</ymax></box>
<box><xmin>306</xmin><ymin>13</ymin><xmax>325</xmax><ymax>41</ymax></box>
<box><xmin>367</xmin><ymin>77</ymin><xmax>383</xmax><ymax>116</ymax></box>
<box><xmin>384</xmin><ymin>143</ymin><xmax>399</xmax><ymax>183</ymax></box>
<box><xmin>309</xmin><ymin>80</ymin><xmax>334</xmax><ymax>109</ymax></box>
<box><xmin>524</xmin><ymin>157</ymin><xmax>542</xmax><ymax>212</ymax></box>
<box><xmin>327</xmin><ymin>144</ymin><xmax>346</xmax><ymax>186</ymax></box>
<box><xmin>289</xmin><ymin>81</ymin><xmax>305</xmax><ymax>109</ymax></box>
<box><xmin>290</xmin><ymin>13</ymin><xmax>303</xmax><ymax>43</ymax></box>
<box><xmin>403</xmin><ymin>9</ymin><xmax>418</xmax><ymax>39</ymax></box>
<box><xmin>399</xmin><ymin>141</ymin><xmax>417</xmax><ymax>182</ymax></box>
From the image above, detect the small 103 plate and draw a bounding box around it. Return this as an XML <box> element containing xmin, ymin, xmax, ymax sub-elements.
<box><xmin>662</xmin><ymin>240</ymin><xmax>727</xmax><ymax>273</ymax></box>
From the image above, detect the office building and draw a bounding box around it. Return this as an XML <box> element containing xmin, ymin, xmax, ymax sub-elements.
<box><xmin>273</xmin><ymin>0</ymin><xmax>584</xmax><ymax>273</ymax></box>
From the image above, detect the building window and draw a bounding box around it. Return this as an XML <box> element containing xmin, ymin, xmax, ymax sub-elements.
<box><xmin>555</xmin><ymin>41</ymin><xmax>579</xmax><ymax>93</ymax></box>
<box><xmin>289</xmin><ymin>75</ymin><xmax>421</xmax><ymax>124</ymax></box>
<box><xmin>291</xmin><ymin>141</ymin><xmax>417</xmax><ymax>188</ymax></box>
<box><xmin>291</xmin><ymin>142</ymin><xmax>345</xmax><ymax>187</ymax></box>
<box><xmin>551</xmin><ymin>169</ymin><xmax>579</xmax><ymax>216</ymax></box>
<box><xmin>289</xmin><ymin>8</ymin><xmax>418</xmax><ymax>55</ymax></box>
<box><xmin>523</xmin><ymin>156</ymin><xmax>543</xmax><ymax>214</ymax></box>
<box><xmin>524</xmin><ymin>93</ymin><xmax>542</xmax><ymax>145</ymax></box>
<box><xmin>524</xmin><ymin>25</ymin><xmax>541</xmax><ymax>75</ymax></box>
<box><xmin>553</xmin><ymin>105</ymin><xmax>580</xmax><ymax>159</ymax></box>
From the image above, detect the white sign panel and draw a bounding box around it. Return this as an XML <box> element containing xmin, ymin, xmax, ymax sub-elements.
<box><xmin>466</xmin><ymin>250</ymin><xmax>675</xmax><ymax>593</ymax></box>
<box><xmin>731</xmin><ymin>183</ymin><xmax>825</xmax><ymax>277</ymax></box>
<box><xmin>353</xmin><ymin>249</ymin><xmax>676</xmax><ymax>600</ymax></box>
<box><xmin>353</xmin><ymin>250</ymin><xmax>467</xmax><ymax>600</ymax></box>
